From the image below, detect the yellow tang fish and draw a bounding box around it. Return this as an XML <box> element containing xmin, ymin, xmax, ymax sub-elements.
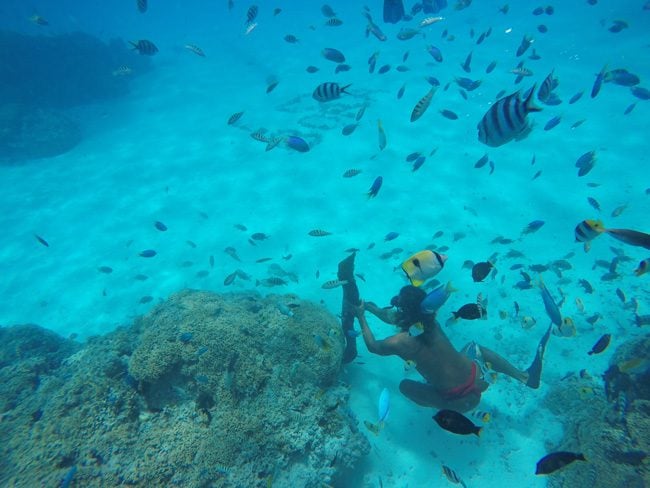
<box><xmin>401</xmin><ymin>250</ymin><xmax>447</xmax><ymax>287</ymax></box>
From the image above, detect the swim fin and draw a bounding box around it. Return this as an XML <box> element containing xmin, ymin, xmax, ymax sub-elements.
<box><xmin>338</xmin><ymin>253</ymin><xmax>360</xmax><ymax>363</ymax></box>
<box><xmin>383</xmin><ymin>0</ymin><xmax>405</xmax><ymax>24</ymax></box>
<box><xmin>526</xmin><ymin>324</ymin><xmax>552</xmax><ymax>388</ymax></box>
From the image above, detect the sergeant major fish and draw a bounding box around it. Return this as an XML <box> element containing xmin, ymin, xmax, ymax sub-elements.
<box><xmin>312</xmin><ymin>82</ymin><xmax>351</xmax><ymax>102</ymax></box>
<box><xmin>477</xmin><ymin>86</ymin><xmax>541</xmax><ymax>147</ymax></box>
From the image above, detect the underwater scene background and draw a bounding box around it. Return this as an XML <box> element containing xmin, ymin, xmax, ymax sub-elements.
<box><xmin>0</xmin><ymin>0</ymin><xmax>649</xmax><ymax>486</ymax></box>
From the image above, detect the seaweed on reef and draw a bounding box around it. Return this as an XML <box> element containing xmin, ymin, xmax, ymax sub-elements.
<box><xmin>0</xmin><ymin>290</ymin><xmax>370</xmax><ymax>487</ymax></box>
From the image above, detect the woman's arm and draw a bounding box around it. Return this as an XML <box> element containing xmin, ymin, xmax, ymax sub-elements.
<box><xmin>356</xmin><ymin>301</ymin><xmax>404</xmax><ymax>356</ymax></box>
<box><xmin>365</xmin><ymin>301</ymin><xmax>399</xmax><ymax>325</ymax></box>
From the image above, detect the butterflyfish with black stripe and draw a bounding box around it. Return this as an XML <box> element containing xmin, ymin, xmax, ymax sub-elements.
<box><xmin>477</xmin><ymin>85</ymin><xmax>541</xmax><ymax>147</ymax></box>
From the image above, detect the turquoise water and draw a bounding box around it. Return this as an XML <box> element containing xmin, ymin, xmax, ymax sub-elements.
<box><xmin>1</xmin><ymin>1</ymin><xmax>649</xmax><ymax>486</ymax></box>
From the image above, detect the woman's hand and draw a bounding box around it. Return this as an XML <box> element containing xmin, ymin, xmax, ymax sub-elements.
<box><xmin>354</xmin><ymin>300</ymin><xmax>366</xmax><ymax>318</ymax></box>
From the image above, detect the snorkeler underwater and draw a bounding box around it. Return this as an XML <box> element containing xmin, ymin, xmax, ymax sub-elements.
<box><xmin>0</xmin><ymin>1</ymin><xmax>649</xmax><ymax>487</ymax></box>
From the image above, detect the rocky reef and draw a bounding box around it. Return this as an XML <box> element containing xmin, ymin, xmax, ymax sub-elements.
<box><xmin>542</xmin><ymin>334</ymin><xmax>650</xmax><ymax>487</ymax></box>
<box><xmin>0</xmin><ymin>290</ymin><xmax>369</xmax><ymax>487</ymax></box>
<box><xmin>0</xmin><ymin>30</ymin><xmax>152</xmax><ymax>163</ymax></box>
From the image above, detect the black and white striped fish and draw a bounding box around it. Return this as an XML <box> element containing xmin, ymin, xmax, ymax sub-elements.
<box><xmin>537</xmin><ymin>70</ymin><xmax>559</xmax><ymax>103</ymax></box>
<box><xmin>410</xmin><ymin>87</ymin><xmax>436</xmax><ymax>122</ymax></box>
<box><xmin>477</xmin><ymin>86</ymin><xmax>541</xmax><ymax>147</ymax></box>
<box><xmin>442</xmin><ymin>465</ymin><xmax>467</xmax><ymax>487</ymax></box>
<box><xmin>312</xmin><ymin>82</ymin><xmax>351</xmax><ymax>102</ymax></box>
<box><xmin>129</xmin><ymin>39</ymin><xmax>158</xmax><ymax>56</ymax></box>
<box><xmin>246</xmin><ymin>5</ymin><xmax>258</xmax><ymax>24</ymax></box>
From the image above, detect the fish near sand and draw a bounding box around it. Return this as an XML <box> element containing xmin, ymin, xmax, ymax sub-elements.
<box><xmin>535</xmin><ymin>451</ymin><xmax>586</xmax><ymax>475</ymax></box>
<box><xmin>377</xmin><ymin>388</ymin><xmax>390</xmax><ymax>425</ymax></box>
<box><xmin>477</xmin><ymin>86</ymin><xmax>541</xmax><ymax>147</ymax></box>
<box><xmin>433</xmin><ymin>409</ymin><xmax>481</xmax><ymax>436</ymax></box>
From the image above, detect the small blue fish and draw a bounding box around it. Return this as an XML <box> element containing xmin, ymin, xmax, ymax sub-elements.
<box><xmin>367</xmin><ymin>176</ymin><xmax>383</xmax><ymax>198</ymax></box>
<box><xmin>139</xmin><ymin>249</ymin><xmax>157</xmax><ymax>258</ymax></box>
<box><xmin>60</xmin><ymin>466</ymin><xmax>77</xmax><ymax>488</ymax></box>
<box><xmin>568</xmin><ymin>91</ymin><xmax>583</xmax><ymax>104</ymax></box>
<box><xmin>412</xmin><ymin>156</ymin><xmax>426</xmax><ymax>171</ymax></box>
<box><xmin>591</xmin><ymin>65</ymin><xmax>607</xmax><ymax>98</ymax></box>
<box><xmin>276</xmin><ymin>302</ymin><xmax>294</xmax><ymax>317</ymax></box>
<box><xmin>384</xmin><ymin>231</ymin><xmax>399</xmax><ymax>241</ymax></box>
<box><xmin>543</xmin><ymin>115</ymin><xmax>561</xmax><ymax>131</ymax></box>
<box><xmin>539</xmin><ymin>277</ymin><xmax>562</xmax><ymax>326</ymax></box>
<box><xmin>420</xmin><ymin>282</ymin><xmax>455</xmax><ymax>314</ymax></box>
<box><xmin>286</xmin><ymin>136</ymin><xmax>310</xmax><ymax>152</ymax></box>
<box><xmin>378</xmin><ymin>388</ymin><xmax>390</xmax><ymax>423</ymax></box>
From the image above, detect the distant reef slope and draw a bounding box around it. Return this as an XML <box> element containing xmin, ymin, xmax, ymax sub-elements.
<box><xmin>0</xmin><ymin>290</ymin><xmax>369</xmax><ymax>487</ymax></box>
<box><xmin>0</xmin><ymin>30</ymin><xmax>151</xmax><ymax>163</ymax></box>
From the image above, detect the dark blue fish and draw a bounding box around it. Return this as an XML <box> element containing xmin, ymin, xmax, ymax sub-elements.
<box><xmin>426</xmin><ymin>76</ymin><xmax>441</xmax><ymax>87</ymax></box>
<box><xmin>455</xmin><ymin>77</ymin><xmax>481</xmax><ymax>91</ymax></box>
<box><xmin>489</xmin><ymin>160</ymin><xmax>495</xmax><ymax>175</ymax></box>
<box><xmin>60</xmin><ymin>466</ymin><xmax>77</xmax><ymax>488</ymax></box>
<box><xmin>367</xmin><ymin>176</ymin><xmax>383</xmax><ymax>198</ymax></box>
<box><xmin>397</xmin><ymin>84</ymin><xmax>406</xmax><ymax>99</ymax></box>
<box><xmin>474</xmin><ymin>153</ymin><xmax>489</xmax><ymax>168</ymax></box>
<box><xmin>378</xmin><ymin>64</ymin><xmax>391</xmax><ymax>74</ymax></box>
<box><xmin>139</xmin><ymin>249</ymin><xmax>157</xmax><ymax>258</ymax></box>
<box><xmin>568</xmin><ymin>91</ymin><xmax>583</xmax><ymax>104</ymax></box>
<box><xmin>440</xmin><ymin>109</ymin><xmax>458</xmax><ymax>120</ymax></box>
<box><xmin>523</xmin><ymin>220</ymin><xmax>545</xmax><ymax>234</ymax></box>
<box><xmin>461</xmin><ymin>51</ymin><xmax>473</xmax><ymax>73</ymax></box>
<box><xmin>406</xmin><ymin>151</ymin><xmax>421</xmax><ymax>162</ymax></box>
<box><xmin>591</xmin><ymin>65</ymin><xmax>607</xmax><ymax>98</ymax></box>
<box><xmin>426</xmin><ymin>45</ymin><xmax>443</xmax><ymax>62</ymax></box>
<box><xmin>384</xmin><ymin>231</ymin><xmax>399</xmax><ymax>241</ymax></box>
<box><xmin>322</xmin><ymin>47</ymin><xmax>345</xmax><ymax>63</ymax></box>
<box><xmin>412</xmin><ymin>156</ymin><xmax>426</xmax><ymax>171</ymax></box>
<box><xmin>286</xmin><ymin>136</ymin><xmax>310</xmax><ymax>152</ymax></box>
<box><xmin>539</xmin><ymin>278</ymin><xmax>562</xmax><ymax>326</ymax></box>
<box><xmin>485</xmin><ymin>60</ymin><xmax>497</xmax><ymax>74</ymax></box>
<box><xmin>516</xmin><ymin>35</ymin><xmax>533</xmax><ymax>57</ymax></box>
<box><xmin>604</xmin><ymin>69</ymin><xmax>640</xmax><ymax>86</ymax></box>
<box><xmin>631</xmin><ymin>86</ymin><xmax>650</xmax><ymax>100</ymax></box>
<box><xmin>342</xmin><ymin>123</ymin><xmax>358</xmax><ymax>136</ymax></box>
<box><xmin>543</xmin><ymin>115</ymin><xmax>561</xmax><ymax>131</ymax></box>
<box><xmin>154</xmin><ymin>221</ymin><xmax>167</xmax><ymax>231</ymax></box>
<box><xmin>34</xmin><ymin>234</ymin><xmax>49</xmax><ymax>247</ymax></box>
<box><xmin>624</xmin><ymin>103</ymin><xmax>636</xmax><ymax>115</ymax></box>
<box><xmin>477</xmin><ymin>86</ymin><xmax>541</xmax><ymax>147</ymax></box>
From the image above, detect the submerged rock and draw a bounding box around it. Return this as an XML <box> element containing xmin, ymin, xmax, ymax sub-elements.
<box><xmin>0</xmin><ymin>104</ymin><xmax>82</xmax><ymax>162</ymax></box>
<box><xmin>0</xmin><ymin>290</ymin><xmax>369</xmax><ymax>487</ymax></box>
